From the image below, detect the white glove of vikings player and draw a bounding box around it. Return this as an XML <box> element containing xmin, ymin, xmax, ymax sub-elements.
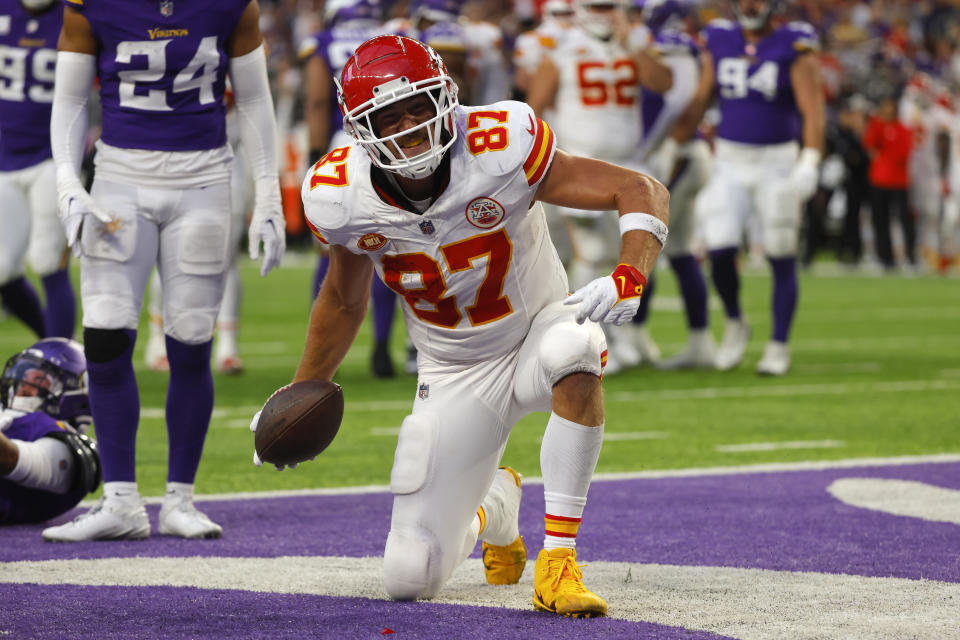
<box><xmin>56</xmin><ymin>168</ymin><xmax>116</xmax><ymax>256</ymax></box>
<box><xmin>787</xmin><ymin>147</ymin><xmax>822</xmax><ymax>202</ymax></box>
<box><xmin>564</xmin><ymin>263</ymin><xmax>647</xmax><ymax>325</ymax></box>
<box><xmin>249</xmin><ymin>408</ymin><xmax>298</xmax><ymax>471</ymax></box>
<box><xmin>248</xmin><ymin>177</ymin><xmax>287</xmax><ymax>277</ymax></box>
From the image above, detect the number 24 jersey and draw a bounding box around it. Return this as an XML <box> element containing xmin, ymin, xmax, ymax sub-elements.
<box><xmin>301</xmin><ymin>100</ymin><xmax>569</xmax><ymax>365</ymax></box>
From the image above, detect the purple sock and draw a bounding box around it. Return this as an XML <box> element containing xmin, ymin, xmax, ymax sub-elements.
<box><xmin>708</xmin><ymin>247</ymin><xmax>741</xmax><ymax>320</ymax></box>
<box><xmin>768</xmin><ymin>256</ymin><xmax>798</xmax><ymax>343</ymax></box>
<box><xmin>631</xmin><ymin>272</ymin><xmax>655</xmax><ymax>324</ymax></box>
<box><xmin>84</xmin><ymin>328</ymin><xmax>139</xmax><ymax>482</ymax></box>
<box><xmin>164</xmin><ymin>336</ymin><xmax>214</xmax><ymax>484</ymax></box>
<box><xmin>371</xmin><ymin>276</ymin><xmax>397</xmax><ymax>344</ymax></box>
<box><xmin>0</xmin><ymin>277</ymin><xmax>45</xmax><ymax>338</ymax></box>
<box><xmin>312</xmin><ymin>254</ymin><xmax>330</xmax><ymax>300</ymax></box>
<box><xmin>669</xmin><ymin>254</ymin><xmax>709</xmax><ymax>330</ymax></box>
<box><xmin>41</xmin><ymin>269</ymin><xmax>76</xmax><ymax>339</ymax></box>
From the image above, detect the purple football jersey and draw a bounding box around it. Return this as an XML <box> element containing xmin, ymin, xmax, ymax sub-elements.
<box><xmin>0</xmin><ymin>0</ymin><xmax>61</xmax><ymax>171</ymax></box>
<box><xmin>300</xmin><ymin>24</ymin><xmax>383</xmax><ymax>139</ymax></box>
<box><xmin>703</xmin><ymin>19</ymin><xmax>819</xmax><ymax>145</ymax></box>
<box><xmin>0</xmin><ymin>412</ymin><xmax>84</xmax><ymax>525</ymax></box>
<box><xmin>69</xmin><ymin>0</ymin><xmax>249</xmax><ymax>151</ymax></box>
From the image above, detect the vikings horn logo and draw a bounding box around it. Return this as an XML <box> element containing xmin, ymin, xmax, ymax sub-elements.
<box><xmin>465</xmin><ymin>197</ymin><xmax>505</xmax><ymax>229</ymax></box>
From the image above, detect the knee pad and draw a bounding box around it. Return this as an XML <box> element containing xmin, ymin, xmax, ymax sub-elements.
<box><xmin>46</xmin><ymin>431</ymin><xmax>102</xmax><ymax>495</ymax></box>
<box><xmin>539</xmin><ymin>321</ymin><xmax>605</xmax><ymax>386</ymax></box>
<box><xmin>83</xmin><ymin>328</ymin><xmax>132</xmax><ymax>363</ymax></box>
<box><xmin>390</xmin><ymin>413</ymin><xmax>438</xmax><ymax>495</ymax></box>
<box><xmin>382</xmin><ymin>528</ymin><xmax>441</xmax><ymax>600</ymax></box>
<box><xmin>164</xmin><ymin>306</ymin><xmax>217</xmax><ymax>345</ymax></box>
<box><xmin>695</xmin><ymin>176</ymin><xmax>747</xmax><ymax>250</ymax></box>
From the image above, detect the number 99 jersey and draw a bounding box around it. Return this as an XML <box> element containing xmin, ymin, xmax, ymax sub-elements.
<box><xmin>703</xmin><ymin>18</ymin><xmax>818</xmax><ymax>146</ymax></box>
<box><xmin>66</xmin><ymin>0</ymin><xmax>249</xmax><ymax>151</ymax></box>
<box><xmin>301</xmin><ymin>100</ymin><xmax>569</xmax><ymax>366</ymax></box>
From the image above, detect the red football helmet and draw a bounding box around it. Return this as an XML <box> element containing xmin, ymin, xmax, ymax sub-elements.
<box><xmin>336</xmin><ymin>35</ymin><xmax>459</xmax><ymax>179</ymax></box>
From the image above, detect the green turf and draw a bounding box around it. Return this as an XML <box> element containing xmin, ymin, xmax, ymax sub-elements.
<box><xmin>2</xmin><ymin>256</ymin><xmax>958</xmax><ymax>496</ymax></box>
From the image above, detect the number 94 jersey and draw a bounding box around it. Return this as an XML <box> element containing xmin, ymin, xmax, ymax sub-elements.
<box><xmin>703</xmin><ymin>18</ymin><xmax>819</xmax><ymax>146</ymax></box>
<box><xmin>301</xmin><ymin>100</ymin><xmax>569</xmax><ymax>365</ymax></box>
<box><xmin>67</xmin><ymin>0</ymin><xmax>249</xmax><ymax>151</ymax></box>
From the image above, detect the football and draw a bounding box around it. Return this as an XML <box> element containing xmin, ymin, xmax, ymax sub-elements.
<box><xmin>254</xmin><ymin>380</ymin><xmax>344</xmax><ymax>466</ymax></box>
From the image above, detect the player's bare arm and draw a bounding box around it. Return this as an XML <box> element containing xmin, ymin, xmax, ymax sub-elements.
<box><xmin>57</xmin><ymin>6</ymin><xmax>96</xmax><ymax>54</ymax></box>
<box><xmin>670</xmin><ymin>49</ymin><xmax>714</xmax><ymax>144</ymax></box>
<box><xmin>305</xmin><ymin>55</ymin><xmax>334</xmax><ymax>161</ymax></box>
<box><xmin>227</xmin><ymin>0</ymin><xmax>263</xmax><ymax>57</ymax></box>
<box><xmin>633</xmin><ymin>48</ymin><xmax>672</xmax><ymax>94</ymax></box>
<box><xmin>790</xmin><ymin>52</ymin><xmax>825</xmax><ymax>154</ymax></box>
<box><xmin>536</xmin><ymin>149</ymin><xmax>669</xmax><ymax>276</ymax></box>
<box><xmin>525</xmin><ymin>55</ymin><xmax>559</xmax><ymax>118</ymax></box>
<box><xmin>292</xmin><ymin>246</ymin><xmax>374</xmax><ymax>383</ymax></box>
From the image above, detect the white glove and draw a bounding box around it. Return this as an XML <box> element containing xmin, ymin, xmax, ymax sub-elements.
<box><xmin>564</xmin><ymin>264</ymin><xmax>647</xmax><ymax>325</ymax></box>
<box><xmin>248</xmin><ymin>178</ymin><xmax>286</xmax><ymax>277</ymax></box>
<box><xmin>249</xmin><ymin>408</ymin><xmax>298</xmax><ymax>471</ymax></box>
<box><xmin>56</xmin><ymin>169</ymin><xmax>115</xmax><ymax>257</ymax></box>
<box><xmin>788</xmin><ymin>147</ymin><xmax>822</xmax><ymax>202</ymax></box>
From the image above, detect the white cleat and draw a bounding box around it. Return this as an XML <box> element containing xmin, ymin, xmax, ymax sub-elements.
<box><xmin>145</xmin><ymin>333</ymin><xmax>169</xmax><ymax>372</ymax></box>
<box><xmin>756</xmin><ymin>340</ymin><xmax>791</xmax><ymax>376</ymax></box>
<box><xmin>158</xmin><ymin>495</ymin><xmax>223</xmax><ymax>539</ymax></box>
<box><xmin>658</xmin><ymin>329</ymin><xmax>717</xmax><ymax>370</ymax></box>
<box><xmin>715</xmin><ymin>318</ymin><xmax>751</xmax><ymax>371</ymax></box>
<box><xmin>214</xmin><ymin>353</ymin><xmax>244</xmax><ymax>375</ymax></box>
<box><xmin>631</xmin><ymin>325</ymin><xmax>661</xmax><ymax>365</ymax></box>
<box><xmin>42</xmin><ymin>497</ymin><xmax>150</xmax><ymax>542</ymax></box>
<box><xmin>480</xmin><ymin>467</ymin><xmax>522</xmax><ymax>546</ymax></box>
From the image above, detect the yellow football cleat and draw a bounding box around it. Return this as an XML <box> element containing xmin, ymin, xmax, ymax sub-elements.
<box><xmin>533</xmin><ymin>548</ymin><xmax>607</xmax><ymax>618</ymax></box>
<box><xmin>482</xmin><ymin>535</ymin><xmax>527</xmax><ymax>585</ymax></box>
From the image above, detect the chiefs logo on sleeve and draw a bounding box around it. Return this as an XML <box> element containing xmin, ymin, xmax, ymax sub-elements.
<box><xmin>523</xmin><ymin>115</ymin><xmax>556</xmax><ymax>186</ymax></box>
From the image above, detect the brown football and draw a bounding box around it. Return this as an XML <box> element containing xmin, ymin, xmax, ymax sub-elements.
<box><xmin>254</xmin><ymin>380</ymin><xmax>344</xmax><ymax>466</ymax></box>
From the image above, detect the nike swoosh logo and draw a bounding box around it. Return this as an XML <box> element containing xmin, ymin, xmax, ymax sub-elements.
<box><xmin>525</xmin><ymin>115</ymin><xmax>536</xmax><ymax>136</ymax></box>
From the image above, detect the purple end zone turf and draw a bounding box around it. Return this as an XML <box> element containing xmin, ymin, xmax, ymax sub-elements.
<box><xmin>2</xmin><ymin>462</ymin><xmax>958</xmax><ymax>583</ymax></box>
<box><xmin>1</xmin><ymin>584</ymin><xmax>733</xmax><ymax>640</ymax></box>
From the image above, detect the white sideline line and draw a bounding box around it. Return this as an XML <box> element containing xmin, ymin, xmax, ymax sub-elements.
<box><xmin>105</xmin><ymin>453</ymin><xmax>960</xmax><ymax>504</ymax></box>
<box><xmin>370</xmin><ymin>427</ymin><xmax>401</xmax><ymax>436</ymax></box>
<box><xmin>715</xmin><ymin>440</ymin><xmax>845</xmax><ymax>453</ymax></box>
<box><xmin>137</xmin><ymin>377</ymin><xmax>960</xmax><ymax>421</ymax></box>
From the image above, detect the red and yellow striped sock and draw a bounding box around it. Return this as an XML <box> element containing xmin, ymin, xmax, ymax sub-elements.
<box><xmin>544</xmin><ymin>513</ymin><xmax>581</xmax><ymax>551</ymax></box>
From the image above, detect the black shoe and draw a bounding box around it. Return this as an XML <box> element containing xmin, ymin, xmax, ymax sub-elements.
<box><xmin>372</xmin><ymin>341</ymin><xmax>395</xmax><ymax>378</ymax></box>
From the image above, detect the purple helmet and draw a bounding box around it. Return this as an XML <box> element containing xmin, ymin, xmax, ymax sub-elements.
<box><xmin>412</xmin><ymin>0</ymin><xmax>465</xmax><ymax>27</ymax></box>
<box><xmin>0</xmin><ymin>338</ymin><xmax>91</xmax><ymax>428</ymax></box>
<box><xmin>324</xmin><ymin>0</ymin><xmax>381</xmax><ymax>28</ymax></box>
<box><xmin>640</xmin><ymin>0</ymin><xmax>693</xmax><ymax>34</ymax></box>
<box><xmin>730</xmin><ymin>0</ymin><xmax>781</xmax><ymax>31</ymax></box>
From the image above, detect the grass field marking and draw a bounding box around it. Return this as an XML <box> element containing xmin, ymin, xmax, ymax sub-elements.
<box><xmin>370</xmin><ymin>427</ymin><xmax>402</xmax><ymax>436</ymax></box>
<box><xmin>603</xmin><ymin>431</ymin><xmax>670</xmax><ymax>441</ymax></box>
<box><xmin>607</xmin><ymin>378</ymin><xmax>960</xmax><ymax>403</ymax></box>
<box><xmin>791</xmin><ymin>334</ymin><xmax>960</xmax><ymax>351</ymax></box>
<box><xmin>3</xmin><ymin>556</ymin><xmax>958</xmax><ymax>639</ymax></box>
<box><xmin>941</xmin><ymin>369</ymin><xmax>960</xmax><ymax>377</ymax></box>
<box><xmin>791</xmin><ymin>362</ymin><xmax>882</xmax><ymax>373</ymax></box>
<box><xmin>715</xmin><ymin>440</ymin><xmax>845</xmax><ymax>453</ymax></box>
<box><xmin>827</xmin><ymin>478</ymin><xmax>960</xmax><ymax>525</ymax></box>
<box><xmin>234</xmin><ymin>341</ymin><xmax>289</xmax><ymax>354</ymax></box>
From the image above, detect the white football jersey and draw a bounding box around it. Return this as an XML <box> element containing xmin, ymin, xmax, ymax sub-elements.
<box><xmin>301</xmin><ymin>100</ymin><xmax>568</xmax><ymax>365</ymax></box>
<box><xmin>513</xmin><ymin>20</ymin><xmax>569</xmax><ymax>75</ymax></box>
<box><xmin>547</xmin><ymin>26</ymin><xmax>643</xmax><ymax>160</ymax></box>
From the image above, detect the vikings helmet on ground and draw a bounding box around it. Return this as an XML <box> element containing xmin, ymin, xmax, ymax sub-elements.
<box><xmin>0</xmin><ymin>338</ymin><xmax>91</xmax><ymax>429</ymax></box>
<box><xmin>730</xmin><ymin>0</ymin><xmax>781</xmax><ymax>32</ymax></box>
<box><xmin>336</xmin><ymin>35</ymin><xmax>459</xmax><ymax>179</ymax></box>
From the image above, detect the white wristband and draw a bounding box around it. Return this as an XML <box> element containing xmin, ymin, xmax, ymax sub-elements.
<box><xmin>619</xmin><ymin>212</ymin><xmax>668</xmax><ymax>246</ymax></box>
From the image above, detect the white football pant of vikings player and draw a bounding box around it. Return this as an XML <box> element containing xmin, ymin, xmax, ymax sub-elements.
<box><xmin>382</xmin><ymin>300</ymin><xmax>605</xmax><ymax>600</ymax></box>
<box><xmin>145</xmin><ymin>140</ymin><xmax>253</xmax><ymax>373</ymax></box>
<box><xmin>694</xmin><ymin>139</ymin><xmax>815</xmax><ymax>371</ymax></box>
<box><xmin>0</xmin><ymin>159</ymin><xmax>68</xmax><ymax>290</ymax></box>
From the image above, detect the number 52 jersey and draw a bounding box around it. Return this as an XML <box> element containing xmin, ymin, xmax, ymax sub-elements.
<box><xmin>301</xmin><ymin>100</ymin><xmax>569</xmax><ymax>365</ymax></box>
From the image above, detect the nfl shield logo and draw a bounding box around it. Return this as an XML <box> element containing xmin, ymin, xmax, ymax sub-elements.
<box><xmin>418</xmin><ymin>220</ymin><xmax>435</xmax><ymax>235</ymax></box>
<box><xmin>418</xmin><ymin>383</ymin><xmax>429</xmax><ymax>400</ymax></box>
<box><xmin>160</xmin><ymin>0</ymin><xmax>174</xmax><ymax>16</ymax></box>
